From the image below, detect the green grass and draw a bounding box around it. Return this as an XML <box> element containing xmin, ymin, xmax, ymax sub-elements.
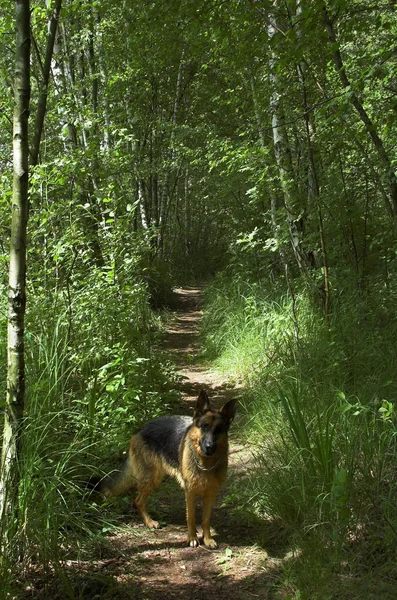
<box><xmin>202</xmin><ymin>274</ymin><xmax>397</xmax><ymax>597</ymax></box>
<box><xmin>0</xmin><ymin>271</ymin><xmax>180</xmax><ymax>599</ymax></box>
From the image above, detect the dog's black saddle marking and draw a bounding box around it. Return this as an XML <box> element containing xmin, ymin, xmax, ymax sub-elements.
<box><xmin>140</xmin><ymin>415</ymin><xmax>192</xmax><ymax>468</ymax></box>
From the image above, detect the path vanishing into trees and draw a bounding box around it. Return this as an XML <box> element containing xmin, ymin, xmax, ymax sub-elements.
<box><xmin>76</xmin><ymin>286</ymin><xmax>287</xmax><ymax>600</ymax></box>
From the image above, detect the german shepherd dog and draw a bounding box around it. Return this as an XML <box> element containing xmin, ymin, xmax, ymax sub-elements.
<box><xmin>92</xmin><ymin>390</ymin><xmax>236</xmax><ymax>548</ymax></box>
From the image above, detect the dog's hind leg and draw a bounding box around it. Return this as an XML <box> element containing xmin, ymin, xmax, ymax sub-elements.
<box><xmin>128</xmin><ymin>435</ymin><xmax>164</xmax><ymax>529</ymax></box>
<box><xmin>133</xmin><ymin>468</ymin><xmax>163</xmax><ymax>529</ymax></box>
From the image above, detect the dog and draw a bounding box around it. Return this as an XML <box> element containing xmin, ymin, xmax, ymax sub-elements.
<box><xmin>91</xmin><ymin>390</ymin><xmax>236</xmax><ymax>548</ymax></box>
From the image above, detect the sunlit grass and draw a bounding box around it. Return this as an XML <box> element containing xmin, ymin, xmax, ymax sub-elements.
<box><xmin>202</xmin><ymin>274</ymin><xmax>397</xmax><ymax>596</ymax></box>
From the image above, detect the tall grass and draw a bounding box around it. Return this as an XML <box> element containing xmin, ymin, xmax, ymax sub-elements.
<box><xmin>202</xmin><ymin>274</ymin><xmax>397</xmax><ymax>595</ymax></box>
<box><xmin>0</xmin><ymin>271</ymin><xmax>179</xmax><ymax>598</ymax></box>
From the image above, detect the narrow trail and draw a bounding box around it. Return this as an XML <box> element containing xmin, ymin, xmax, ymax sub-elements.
<box><xmin>53</xmin><ymin>287</ymin><xmax>285</xmax><ymax>600</ymax></box>
<box><xmin>163</xmin><ymin>286</ymin><xmax>238</xmax><ymax>408</ymax></box>
<box><xmin>91</xmin><ymin>286</ymin><xmax>283</xmax><ymax>600</ymax></box>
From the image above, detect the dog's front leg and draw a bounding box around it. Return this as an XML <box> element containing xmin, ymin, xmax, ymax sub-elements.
<box><xmin>185</xmin><ymin>490</ymin><xmax>198</xmax><ymax>547</ymax></box>
<box><xmin>202</xmin><ymin>493</ymin><xmax>217</xmax><ymax>548</ymax></box>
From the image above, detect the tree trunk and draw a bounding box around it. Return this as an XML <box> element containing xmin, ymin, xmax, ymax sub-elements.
<box><xmin>0</xmin><ymin>0</ymin><xmax>30</xmax><ymax>524</ymax></box>
<box><xmin>30</xmin><ymin>0</ymin><xmax>62</xmax><ymax>166</ymax></box>
<box><xmin>267</xmin><ymin>2</ymin><xmax>310</xmax><ymax>274</ymax></box>
<box><xmin>92</xmin><ymin>2</ymin><xmax>111</xmax><ymax>149</ymax></box>
<box><xmin>138</xmin><ymin>179</ymin><xmax>150</xmax><ymax>229</ymax></box>
<box><xmin>158</xmin><ymin>49</ymin><xmax>185</xmax><ymax>252</ymax></box>
<box><xmin>296</xmin><ymin>0</ymin><xmax>330</xmax><ymax>317</ymax></box>
<box><xmin>250</xmin><ymin>70</ymin><xmax>286</xmax><ymax>274</ymax></box>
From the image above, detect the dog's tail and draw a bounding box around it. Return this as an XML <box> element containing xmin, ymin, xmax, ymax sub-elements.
<box><xmin>87</xmin><ymin>453</ymin><xmax>136</xmax><ymax>497</ymax></box>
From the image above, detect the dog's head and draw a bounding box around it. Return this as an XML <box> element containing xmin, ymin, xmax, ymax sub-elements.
<box><xmin>191</xmin><ymin>390</ymin><xmax>237</xmax><ymax>457</ymax></box>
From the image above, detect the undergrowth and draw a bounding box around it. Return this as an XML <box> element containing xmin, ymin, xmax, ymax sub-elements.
<box><xmin>202</xmin><ymin>273</ymin><xmax>397</xmax><ymax>598</ymax></box>
<box><xmin>0</xmin><ymin>268</ymin><xmax>180</xmax><ymax>599</ymax></box>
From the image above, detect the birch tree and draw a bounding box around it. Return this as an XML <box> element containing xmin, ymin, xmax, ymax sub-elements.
<box><xmin>267</xmin><ymin>1</ymin><xmax>310</xmax><ymax>275</ymax></box>
<box><xmin>0</xmin><ymin>0</ymin><xmax>30</xmax><ymax>522</ymax></box>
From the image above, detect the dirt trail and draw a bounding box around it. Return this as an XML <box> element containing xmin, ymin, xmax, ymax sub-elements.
<box><xmin>163</xmin><ymin>286</ymin><xmax>238</xmax><ymax>407</ymax></box>
<box><xmin>85</xmin><ymin>286</ymin><xmax>280</xmax><ymax>600</ymax></box>
<box><xmin>35</xmin><ymin>287</ymin><xmax>283</xmax><ymax>600</ymax></box>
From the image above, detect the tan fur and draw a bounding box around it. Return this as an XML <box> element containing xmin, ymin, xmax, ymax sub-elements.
<box><xmin>96</xmin><ymin>391</ymin><xmax>236</xmax><ymax>548</ymax></box>
<box><xmin>181</xmin><ymin>427</ymin><xmax>229</xmax><ymax>548</ymax></box>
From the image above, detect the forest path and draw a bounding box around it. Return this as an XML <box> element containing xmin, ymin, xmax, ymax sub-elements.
<box><xmin>93</xmin><ymin>286</ymin><xmax>285</xmax><ymax>600</ymax></box>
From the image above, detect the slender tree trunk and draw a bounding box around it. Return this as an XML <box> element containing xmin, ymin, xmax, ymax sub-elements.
<box><xmin>88</xmin><ymin>8</ymin><xmax>98</xmax><ymax>115</ymax></box>
<box><xmin>92</xmin><ymin>2</ymin><xmax>111</xmax><ymax>149</ymax></box>
<box><xmin>184</xmin><ymin>168</ymin><xmax>190</xmax><ymax>259</ymax></box>
<box><xmin>250</xmin><ymin>71</ymin><xmax>266</xmax><ymax>148</ymax></box>
<box><xmin>320</xmin><ymin>0</ymin><xmax>397</xmax><ymax>215</ymax></box>
<box><xmin>296</xmin><ymin>0</ymin><xmax>330</xmax><ymax>317</ymax></box>
<box><xmin>250</xmin><ymin>70</ymin><xmax>287</xmax><ymax>274</ymax></box>
<box><xmin>138</xmin><ymin>180</ymin><xmax>150</xmax><ymax>229</ymax></box>
<box><xmin>267</xmin><ymin>2</ymin><xmax>309</xmax><ymax>274</ymax></box>
<box><xmin>0</xmin><ymin>0</ymin><xmax>30</xmax><ymax>523</ymax></box>
<box><xmin>58</xmin><ymin>23</ymin><xmax>78</xmax><ymax>146</ymax></box>
<box><xmin>158</xmin><ymin>49</ymin><xmax>185</xmax><ymax>252</ymax></box>
<box><xmin>30</xmin><ymin>0</ymin><xmax>62</xmax><ymax>166</ymax></box>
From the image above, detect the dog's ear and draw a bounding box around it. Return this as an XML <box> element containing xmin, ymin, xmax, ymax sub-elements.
<box><xmin>219</xmin><ymin>399</ymin><xmax>237</xmax><ymax>424</ymax></box>
<box><xmin>194</xmin><ymin>389</ymin><xmax>211</xmax><ymax>418</ymax></box>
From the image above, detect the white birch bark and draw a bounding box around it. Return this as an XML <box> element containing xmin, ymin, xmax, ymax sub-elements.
<box><xmin>267</xmin><ymin>2</ymin><xmax>308</xmax><ymax>274</ymax></box>
<box><xmin>0</xmin><ymin>0</ymin><xmax>30</xmax><ymax>522</ymax></box>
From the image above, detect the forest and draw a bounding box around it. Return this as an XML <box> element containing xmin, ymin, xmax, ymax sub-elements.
<box><xmin>0</xmin><ymin>0</ymin><xmax>396</xmax><ymax>598</ymax></box>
